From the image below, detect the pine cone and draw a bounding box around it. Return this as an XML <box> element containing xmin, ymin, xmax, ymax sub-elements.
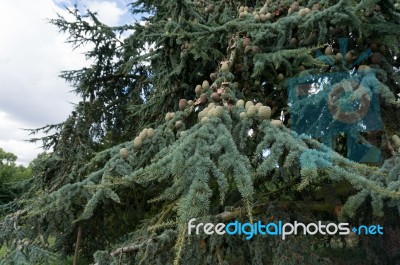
<box><xmin>214</xmin><ymin>106</ymin><xmax>224</xmax><ymax>117</ymax></box>
<box><xmin>179</xmin><ymin>99</ymin><xmax>188</xmax><ymax>110</ymax></box>
<box><xmin>245</xmin><ymin>101</ymin><xmax>254</xmax><ymax>110</ymax></box>
<box><xmin>236</xmin><ymin>99</ymin><xmax>245</xmax><ymax>108</ymax></box>
<box><xmin>119</xmin><ymin>148</ymin><xmax>129</xmax><ymax>159</ymax></box>
<box><xmin>195</xmin><ymin>85</ymin><xmax>202</xmax><ymax>94</ymax></box>
<box><xmin>259</xmin><ymin>106</ymin><xmax>271</xmax><ymax>120</ymax></box>
<box><xmin>202</xmin><ymin>80</ymin><xmax>210</xmax><ymax>91</ymax></box>
<box><xmin>239</xmin><ymin>112</ymin><xmax>247</xmax><ymax>120</ymax></box>
<box><xmin>246</xmin><ymin>106</ymin><xmax>257</xmax><ymax>118</ymax></box>
<box><xmin>139</xmin><ymin>130</ymin><xmax>147</xmax><ymax>139</ymax></box>
<box><xmin>165</xmin><ymin>112</ymin><xmax>172</xmax><ymax>121</ymax></box>
<box><xmin>325</xmin><ymin>46</ymin><xmax>333</xmax><ymax>55</ymax></box>
<box><xmin>271</xmin><ymin>119</ymin><xmax>283</xmax><ymax>127</ymax></box>
<box><xmin>146</xmin><ymin>128</ymin><xmax>155</xmax><ymax>138</ymax></box>
<box><xmin>200</xmin><ymin>117</ymin><xmax>209</xmax><ymax>124</ymax></box>
<box><xmin>220</xmin><ymin>61</ymin><xmax>230</xmax><ymax>72</ymax></box>
<box><xmin>175</xmin><ymin>120</ymin><xmax>184</xmax><ymax>129</ymax></box>
<box><xmin>133</xmin><ymin>137</ymin><xmax>142</xmax><ymax>149</ymax></box>
<box><xmin>211</xmin><ymin>92</ymin><xmax>220</xmax><ymax>102</ymax></box>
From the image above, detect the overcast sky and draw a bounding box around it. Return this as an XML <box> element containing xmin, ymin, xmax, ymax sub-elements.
<box><xmin>0</xmin><ymin>0</ymin><xmax>134</xmax><ymax>165</ymax></box>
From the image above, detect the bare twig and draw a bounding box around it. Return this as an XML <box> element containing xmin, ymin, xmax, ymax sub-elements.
<box><xmin>111</xmin><ymin>238</ymin><xmax>153</xmax><ymax>256</ymax></box>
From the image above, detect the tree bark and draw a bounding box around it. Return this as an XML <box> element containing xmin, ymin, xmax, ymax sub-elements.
<box><xmin>73</xmin><ymin>225</ymin><xmax>82</xmax><ymax>265</ymax></box>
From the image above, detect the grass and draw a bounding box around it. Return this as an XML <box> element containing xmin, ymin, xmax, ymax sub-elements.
<box><xmin>0</xmin><ymin>244</ymin><xmax>6</xmax><ymax>258</ymax></box>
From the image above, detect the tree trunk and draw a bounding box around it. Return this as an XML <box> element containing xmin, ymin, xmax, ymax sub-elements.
<box><xmin>73</xmin><ymin>225</ymin><xmax>82</xmax><ymax>265</ymax></box>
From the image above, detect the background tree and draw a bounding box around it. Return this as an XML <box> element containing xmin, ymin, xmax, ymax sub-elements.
<box><xmin>0</xmin><ymin>148</ymin><xmax>31</xmax><ymax>204</ymax></box>
<box><xmin>2</xmin><ymin>0</ymin><xmax>400</xmax><ymax>264</ymax></box>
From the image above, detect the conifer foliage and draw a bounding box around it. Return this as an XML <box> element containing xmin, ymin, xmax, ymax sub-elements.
<box><xmin>2</xmin><ymin>0</ymin><xmax>400</xmax><ymax>264</ymax></box>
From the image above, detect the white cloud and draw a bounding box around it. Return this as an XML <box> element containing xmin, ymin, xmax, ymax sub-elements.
<box><xmin>0</xmin><ymin>0</ymin><xmax>86</xmax><ymax>121</ymax></box>
<box><xmin>0</xmin><ymin>112</ymin><xmax>44</xmax><ymax>166</ymax></box>
<box><xmin>85</xmin><ymin>1</ymin><xmax>126</xmax><ymax>26</ymax></box>
<box><xmin>0</xmin><ymin>0</ymin><xmax>128</xmax><ymax>165</ymax></box>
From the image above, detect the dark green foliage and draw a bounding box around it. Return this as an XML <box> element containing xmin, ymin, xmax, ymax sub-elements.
<box><xmin>0</xmin><ymin>148</ymin><xmax>31</xmax><ymax>205</ymax></box>
<box><xmin>2</xmin><ymin>0</ymin><xmax>400</xmax><ymax>264</ymax></box>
